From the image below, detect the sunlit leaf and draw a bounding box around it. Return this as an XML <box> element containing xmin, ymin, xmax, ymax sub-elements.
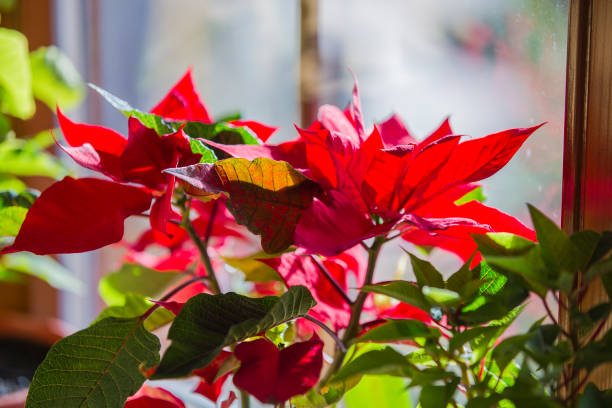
<box><xmin>0</xmin><ymin>27</ymin><xmax>34</xmax><ymax>119</ymax></box>
<box><xmin>166</xmin><ymin>158</ymin><xmax>320</xmax><ymax>253</ymax></box>
<box><xmin>333</xmin><ymin>347</ymin><xmax>413</xmax><ymax>382</ymax></box>
<box><xmin>26</xmin><ymin>317</ymin><xmax>160</xmax><ymax>408</ymax></box>
<box><xmin>2</xmin><ymin>252</ymin><xmax>84</xmax><ymax>293</ymax></box>
<box><xmin>361</xmin><ymin>281</ymin><xmax>430</xmax><ymax>311</ymax></box>
<box><xmin>94</xmin><ymin>293</ymin><xmax>175</xmax><ymax>331</ymax></box>
<box><xmin>30</xmin><ymin>46</ymin><xmax>84</xmax><ymax>110</ymax></box>
<box><xmin>99</xmin><ymin>263</ymin><xmax>182</xmax><ymax>306</ymax></box>
<box><xmin>153</xmin><ymin>285</ymin><xmax>315</xmax><ymax>378</ymax></box>
<box><xmin>344</xmin><ymin>375</ymin><xmax>411</xmax><ymax>408</ymax></box>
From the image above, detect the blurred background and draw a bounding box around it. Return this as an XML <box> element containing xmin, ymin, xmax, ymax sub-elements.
<box><xmin>0</xmin><ymin>0</ymin><xmax>568</xmax><ymax>405</ymax></box>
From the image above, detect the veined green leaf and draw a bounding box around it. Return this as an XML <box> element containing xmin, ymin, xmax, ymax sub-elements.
<box><xmin>152</xmin><ymin>285</ymin><xmax>316</xmax><ymax>378</ymax></box>
<box><xmin>26</xmin><ymin>317</ymin><xmax>160</xmax><ymax>408</ymax></box>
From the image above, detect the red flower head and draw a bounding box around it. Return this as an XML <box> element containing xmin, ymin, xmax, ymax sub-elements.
<box><xmin>200</xmin><ymin>73</ymin><xmax>540</xmax><ymax>261</ymax></box>
<box><xmin>233</xmin><ymin>337</ymin><xmax>323</xmax><ymax>404</ymax></box>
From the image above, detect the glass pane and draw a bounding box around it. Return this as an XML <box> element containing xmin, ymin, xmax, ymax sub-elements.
<box><xmin>319</xmin><ymin>0</ymin><xmax>568</xmax><ymax>226</ymax></box>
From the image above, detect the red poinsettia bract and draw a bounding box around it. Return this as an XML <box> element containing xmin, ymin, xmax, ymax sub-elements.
<box><xmin>232</xmin><ymin>337</ymin><xmax>323</xmax><ymax>404</ymax></box>
<box><xmin>124</xmin><ymin>385</ymin><xmax>185</xmax><ymax>408</ymax></box>
<box><xmin>203</xmin><ymin>75</ymin><xmax>540</xmax><ymax>261</ymax></box>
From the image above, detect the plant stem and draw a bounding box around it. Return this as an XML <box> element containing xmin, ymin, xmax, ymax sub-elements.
<box><xmin>320</xmin><ymin>236</ymin><xmax>385</xmax><ymax>384</ymax></box>
<box><xmin>310</xmin><ymin>255</ymin><xmax>353</xmax><ymax>306</ymax></box>
<box><xmin>240</xmin><ymin>390</ymin><xmax>250</xmax><ymax>408</ymax></box>
<box><xmin>180</xmin><ymin>198</ymin><xmax>221</xmax><ymax>294</ymax></box>
<box><xmin>302</xmin><ymin>315</ymin><xmax>347</xmax><ymax>352</ymax></box>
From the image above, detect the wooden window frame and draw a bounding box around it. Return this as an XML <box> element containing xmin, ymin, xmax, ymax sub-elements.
<box><xmin>562</xmin><ymin>0</ymin><xmax>612</xmax><ymax>389</ymax></box>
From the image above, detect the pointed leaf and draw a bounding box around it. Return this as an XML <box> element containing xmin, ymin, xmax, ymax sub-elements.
<box><xmin>357</xmin><ymin>319</ymin><xmax>439</xmax><ymax>343</ymax></box>
<box><xmin>166</xmin><ymin>158</ymin><xmax>319</xmax><ymax>253</ymax></box>
<box><xmin>26</xmin><ymin>317</ymin><xmax>160</xmax><ymax>408</ymax></box>
<box><xmin>333</xmin><ymin>347</ymin><xmax>413</xmax><ymax>382</ymax></box>
<box><xmin>361</xmin><ymin>281</ymin><xmax>430</xmax><ymax>311</ymax></box>
<box><xmin>152</xmin><ymin>285</ymin><xmax>316</xmax><ymax>378</ymax></box>
<box><xmin>408</xmin><ymin>253</ymin><xmax>444</xmax><ymax>288</ymax></box>
<box><xmin>89</xmin><ymin>83</ymin><xmax>174</xmax><ymax>135</ymax></box>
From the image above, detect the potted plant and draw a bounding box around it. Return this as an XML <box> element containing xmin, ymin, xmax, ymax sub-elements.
<box><xmin>5</xmin><ymin>64</ymin><xmax>608</xmax><ymax>407</ymax></box>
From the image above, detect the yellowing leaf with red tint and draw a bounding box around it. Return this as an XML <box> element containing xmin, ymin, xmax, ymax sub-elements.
<box><xmin>166</xmin><ymin>157</ymin><xmax>319</xmax><ymax>253</ymax></box>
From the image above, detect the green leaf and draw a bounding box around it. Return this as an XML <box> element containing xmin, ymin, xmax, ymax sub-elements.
<box><xmin>0</xmin><ymin>189</ymin><xmax>38</xmax><ymax>208</ymax></box>
<box><xmin>422</xmin><ymin>286</ymin><xmax>461</xmax><ymax>307</ymax></box>
<box><xmin>99</xmin><ymin>263</ymin><xmax>182</xmax><ymax>306</ymax></box>
<box><xmin>454</xmin><ymin>185</ymin><xmax>487</xmax><ymax>205</ymax></box>
<box><xmin>26</xmin><ymin>317</ymin><xmax>160</xmax><ymax>408</ymax></box>
<box><xmin>446</xmin><ymin>256</ymin><xmax>477</xmax><ymax>293</ymax></box>
<box><xmin>361</xmin><ymin>281</ymin><xmax>430</xmax><ymax>311</ymax></box>
<box><xmin>188</xmin><ymin>137</ymin><xmax>217</xmax><ymax>163</ymax></box>
<box><xmin>574</xmin><ymin>331</ymin><xmax>612</xmax><ymax>371</ymax></box>
<box><xmin>152</xmin><ymin>285</ymin><xmax>316</xmax><ymax>378</ymax></box>
<box><xmin>0</xmin><ymin>176</ymin><xmax>26</xmax><ymax>193</ymax></box>
<box><xmin>0</xmin><ymin>205</ymin><xmax>26</xmax><ymax>235</ymax></box>
<box><xmin>180</xmin><ymin>121</ymin><xmax>260</xmax><ymax>145</ymax></box>
<box><xmin>222</xmin><ymin>251</ymin><xmax>281</xmax><ymax>282</ymax></box>
<box><xmin>449</xmin><ymin>326</ymin><xmax>499</xmax><ymax>352</ymax></box>
<box><xmin>94</xmin><ymin>293</ymin><xmax>175</xmax><ymax>331</ymax></box>
<box><xmin>528</xmin><ymin>204</ymin><xmax>581</xmax><ymax>273</ymax></box>
<box><xmin>479</xmin><ymin>261</ymin><xmax>507</xmax><ymax>295</ymax></box>
<box><xmin>473</xmin><ymin>232</ymin><xmax>536</xmax><ymax>256</ymax></box>
<box><xmin>419</xmin><ymin>378</ymin><xmax>459</xmax><ymax>408</ymax></box>
<box><xmin>408</xmin><ymin>252</ymin><xmax>445</xmax><ymax>288</ymax></box>
<box><xmin>166</xmin><ymin>158</ymin><xmax>320</xmax><ymax>253</ymax></box>
<box><xmin>570</xmin><ymin>230</ymin><xmax>601</xmax><ymax>269</ymax></box>
<box><xmin>577</xmin><ymin>383</ymin><xmax>612</xmax><ymax>408</ymax></box>
<box><xmin>333</xmin><ymin>347</ymin><xmax>413</xmax><ymax>382</ymax></box>
<box><xmin>345</xmin><ymin>375</ymin><xmax>411</xmax><ymax>408</ymax></box>
<box><xmin>0</xmin><ymin>27</ymin><xmax>34</xmax><ymax>119</ymax></box>
<box><xmin>491</xmin><ymin>334</ymin><xmax>532</xmax><ymax>373</ymax></box>
<box><xmin>89</xmin><ymin>83</ymin><xmax>174</xmax><ymax>135</ymax></box>
<box><xmin>0</xmin><ymin>133</ymin><xmax>66</xmax><ymax>178</ymax></box>
<box><xmin>357</xmin><ymin>319</ymin><xmax>439</xmax><ymax>343</ymax></box>
<box><xmin>2</xmin><ymin>252</ymin><xmax>84</xmax><ymax>293</ymax></box>
<box><xmin>30</xmin><ymin>46</ymin><xmax>85</xmax><ymax>110</ymax></box>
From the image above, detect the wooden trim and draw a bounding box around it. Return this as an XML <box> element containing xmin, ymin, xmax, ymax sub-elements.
<box><xmin>562</xmin><ymin>0</ymin><xmax>612</xmax><ymax>389</ymax></box>
<box><xmin>0</xmin><ymin>0</ymin><xmax>58</xmax><ymax>318</ymax></box>
<box><xmin>299</xmin><ymin>0</ymin><xmax>320</xmax><ymax>127</ymax></box>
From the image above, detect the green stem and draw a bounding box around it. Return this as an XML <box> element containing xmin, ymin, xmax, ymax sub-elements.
<box><xmin>240</xmin><ymin>390</ymin><xmax>250</xmax><ymax>408</ymax></box>
<box><xmin>180</xmin><ymin>198</ymin><xmax>221</xmax><ymax>294</ymax></box>
<box><xmin>321</xmin><ymin>236</ymin><xmax>385</xmax><ymax>384</ymax></box>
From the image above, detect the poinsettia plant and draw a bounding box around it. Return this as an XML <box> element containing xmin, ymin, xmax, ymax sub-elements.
<box><xmin>5</xmin><ymin>67</ymin><xmax>611</xmax><ymax>408</ymax></box>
